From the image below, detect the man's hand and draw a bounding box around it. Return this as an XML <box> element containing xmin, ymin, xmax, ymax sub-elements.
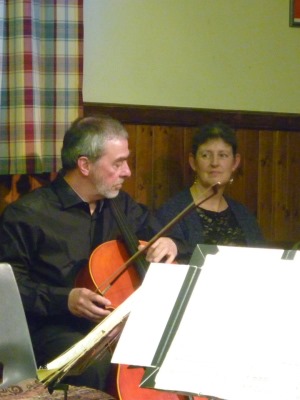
<box><xmin>139</xmin><ymin>237</ymin><xmax>178</xmax><ymax>264</ymax></box>
<box><xmin>68</xmin><ymin>287</ymin><xmax>112</xmax><ymax>323</ymax></box>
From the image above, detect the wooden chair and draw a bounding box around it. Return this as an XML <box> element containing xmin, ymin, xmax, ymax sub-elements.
<box><xmin>0</xmin><ymin>263</ymin><xmax>115</xmax><ymax>399</ymax></box>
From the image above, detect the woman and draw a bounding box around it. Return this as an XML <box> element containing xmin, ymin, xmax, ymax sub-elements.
<box><xmin>156</xmin><ymin>122</ymin><xmax>265</xmax><ymax>262</ymax></box>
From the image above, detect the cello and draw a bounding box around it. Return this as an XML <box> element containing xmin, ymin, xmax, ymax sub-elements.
<box><xmin>76</xmin><ymin>198</ymin><xmax>188</xmax><ymax>399</ymax></box>
<box><xmin>76</xmin><ymin>185</ymin><xmax>220</xmax><ymax>399</ymax></box>
<box><xmin>76</xmin><ymin>183</ymin><xmax>220</xmax><ymax>307</ymax></box>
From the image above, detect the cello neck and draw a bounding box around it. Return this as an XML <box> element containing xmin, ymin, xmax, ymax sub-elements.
<box><xmin>110</xmin><ymin>198</ymin><xmax>149</xmax><ymax>278</ymax></box>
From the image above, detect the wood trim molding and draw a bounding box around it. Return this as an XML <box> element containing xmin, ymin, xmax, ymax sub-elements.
<box><xmin>84</xmin><ymin>102</ymin><xmax>300</xmax><ymax>131</ymax></box>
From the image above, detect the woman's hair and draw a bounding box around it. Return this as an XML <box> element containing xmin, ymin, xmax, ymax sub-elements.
<box><xmin>191</xmin><ymin>122</ymin><xmax>238</xmax><ymax>156</ymax></box>
<box><xmin>61</xmin><ymin>114</ymin><xmax>128</xmax><ymax>170</ymax></box>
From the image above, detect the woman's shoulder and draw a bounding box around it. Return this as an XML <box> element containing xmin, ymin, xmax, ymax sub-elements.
<box><xmin>226</xmin><ymin>196</ymin><xmax>260</xmax><ymax>225</ymax></box>
<box><xmin>155</xmin><ymin>188</ymin><xmax>193</xmax><ymax>224</ymax></box>
<box><xmin>226</xmin><ymin>196</ymin><xmax>253</xmax><ymax>213</ymax></box>
<box><xmin>158</xmin><ymin>187</ymin><xmax>192</xmax><ymax>210</ymax></box>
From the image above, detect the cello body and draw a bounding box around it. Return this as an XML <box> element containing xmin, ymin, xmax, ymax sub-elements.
<box><xmin>75</xmin><ymin>197</ymin><xmax>209</xmax><ymax>400</ymax></box>
<box><xmin>115</xmin><ymin>364</ymin><xmax>189</xmax><ymax>400</ymax></box>
<box><xmin>75</xmin><ymin>239</ymin><xmax>147</xmax><ymax>308</ymax></box>
<box><xmin>75</xmin><ymin>240</ymin><xmax>207</xmax><ymax>400</ymax></box>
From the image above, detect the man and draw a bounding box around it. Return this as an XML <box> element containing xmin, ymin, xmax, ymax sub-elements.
<box><xmin>0</xmin><ymin>115</ymin><xmax>182</xmax><ymax>391</ymax></box>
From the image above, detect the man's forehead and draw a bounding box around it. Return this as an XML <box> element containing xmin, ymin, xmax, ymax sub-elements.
<box><xmin>101</xmin><ymin>137</ymin><xmax>130</xmax><ymax>157</ymax></box>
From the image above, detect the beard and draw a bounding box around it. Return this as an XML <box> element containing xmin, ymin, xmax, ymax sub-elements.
<box><xmin>94</xmin><ymin>180</ymin><xmax>123</xmax><ymax>199</ymax></box>
<box><xmin>101</xmin><ymin>188</ymin><xmax>120</xmax><ymax>199</ymax></box>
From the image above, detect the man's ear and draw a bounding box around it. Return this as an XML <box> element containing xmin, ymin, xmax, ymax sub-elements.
<box><xmin>77</xmin><ymin>156</ymin><xmax>90</xmax><ymax>176</ymax></box>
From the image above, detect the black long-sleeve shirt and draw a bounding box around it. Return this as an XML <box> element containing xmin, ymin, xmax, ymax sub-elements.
<box><xmin>0</xmin><ymin>174</ymin><xmax>184</xmax><ymax>335</ymax></box>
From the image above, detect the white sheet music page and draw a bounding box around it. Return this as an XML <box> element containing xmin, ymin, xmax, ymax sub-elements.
<box><xmin>112</xmin><ymin>262</ymin><xmax>191</xmax><ymax>367</ymax></box>
<box><xmin>154</xmin><ymin>251</ymin><xmax>300</xmax><ymax>400</ymax></box>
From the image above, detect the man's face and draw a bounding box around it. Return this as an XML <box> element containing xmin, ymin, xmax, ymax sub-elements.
<box><xmin>89</xmin><ymin>137</ymin><xmax>131</xmax><ymax>199</ymax></box>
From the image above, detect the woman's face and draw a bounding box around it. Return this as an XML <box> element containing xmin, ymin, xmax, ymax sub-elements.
<box><xmin>189</xmin><ymin>138</ymin><xmax>240</xmax><ymax>188</ymax></box>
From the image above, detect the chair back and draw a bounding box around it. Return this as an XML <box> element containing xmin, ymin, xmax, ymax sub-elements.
<box><xmin>0</xmin><ymin>263</ymin><xmax>37</xmax><ymax>388</ymax></box>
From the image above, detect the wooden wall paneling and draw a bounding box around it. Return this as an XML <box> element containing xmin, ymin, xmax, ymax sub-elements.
<box><xmin>1</xmin><ymin>103</ymin><xmax>299</xmax><ymax>249</ymax></box>
<box><xmin>257</xmin><ymin>131</ymin><xmax>275</xmax><ymax>243</ymax></box>
<box><xmin>151</xmin><ymin>126</ymin><xmax>181</xmax><ymax>210</ymax></box>
<box><xmin>226</xmin><ymin>130</ymin><xmax>247</xmax><ymax>207</ymax></box>
<box><xmin>83</xmin><ymin>102</ymin><xmax>300</xmax><ymax>247</ymax></box>
<box><xmin>122</xmin><ymin>124</ymin><xmax>137</xmax><ymax>199</ymax></box>
<box><xmin>152</xmin><ymin>126</ymin><xmax>171</xmax><ymax>210</ymax></box>
<box><xmin>133</xmin><ymin>125</ymin><xmax>154</xmax><ymax>207</ymax></box>
<box><xmin>84</xmin><ymin>102</ymin><xmax>300</xmax><ymax>131</ymax></box>
<box><xmin>167</xmin><ymin>127</ymin><xmax>186</xmax><ymax>199</ymax></box>
<box><xmin>285</xmin><ymin>132</ymin><xmax>300</xmax><ymax>245</ymax></box>
<box><xmin>242</xmin><ymin>131</ymin><xmax>260</xmax><ymax>216</ymax></box>
<box><xmin>272</xmin><ymin>131</ymin><xmax>290</xmax><ymax>244</ymax></box>
<box><xmin>227</xmin><ymin>130</ymin><xmax>260</xmax><ymax>216</ymax></box>
<box><xmin>182</xmin><ymin>127</ymin><xmax>195</xmax><ymax>187</ymax></box>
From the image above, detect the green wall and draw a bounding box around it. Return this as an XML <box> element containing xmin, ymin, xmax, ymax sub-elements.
<box><xmin>83</xmin><ymin>0</ymin><xmax>300</xmax><ymax>113</ymax></box>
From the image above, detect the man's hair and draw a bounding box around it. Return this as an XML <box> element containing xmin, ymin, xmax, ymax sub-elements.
<box><xmin>61</xmin><ymin>114</ymin><xmax>128</xmax><ymax>170</ymax></box>
<box><xmin>191</xmin><ymin>122</ymin><xmax>238</xmax><ymax>156</ymax></box>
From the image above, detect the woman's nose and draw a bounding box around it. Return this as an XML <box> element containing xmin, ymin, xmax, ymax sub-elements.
<box><xmin>210</xmin><ymin>154</ymin><xmax>219</xmax><ymax>165</ymax></box>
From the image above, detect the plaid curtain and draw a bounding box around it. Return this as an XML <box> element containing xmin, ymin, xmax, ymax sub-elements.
<box><xmin>0</xmin><ymin>0</ymin><xmax>83</xmax><ymax>174</ymax></box>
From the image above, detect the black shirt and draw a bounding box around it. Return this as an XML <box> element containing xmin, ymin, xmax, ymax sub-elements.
<box><xmin>0</xmin><ymin>173</ymin><xmax>168</xmax><ymax>333</ymax></box>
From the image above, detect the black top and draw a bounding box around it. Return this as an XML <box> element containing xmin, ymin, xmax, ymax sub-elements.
<box><xmin>0</xmin><ymin>173</ymin><xmax>184</xmax><ymax>334</ymax></box>
<box><xmin>196</xmin><ymin>207</ymin><xmax>246</xmax><ymax>246</ymax></box>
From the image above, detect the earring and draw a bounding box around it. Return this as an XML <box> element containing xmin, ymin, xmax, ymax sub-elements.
<box><xmin>229</xmin><ymin>177</ymin><xmax>234</xmax><ymax>185</ymax></box>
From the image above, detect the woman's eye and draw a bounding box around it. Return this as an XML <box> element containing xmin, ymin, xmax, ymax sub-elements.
<box><xmin>200</xmin><ymin>152</ymin><xmax>209</xmax><ymax>159</ymax></box>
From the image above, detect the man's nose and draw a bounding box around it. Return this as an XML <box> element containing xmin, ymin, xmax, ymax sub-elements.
<box><xmin>122</xmin><ymin>161</ymin><xmax>131</xmax><ymax>177</ymax></box>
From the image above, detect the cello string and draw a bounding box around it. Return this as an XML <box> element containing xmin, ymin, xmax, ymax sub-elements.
<box><xmin>92</xmin><ymin>198</ymin><xmax>149</xmax><ymax>297</ymax></box>
<box><xmin>111</xmin><ymin>198</ymin><xmax>139</xmax><ymax>253</ymax></box>
<box><xmin>93</xmin><ymin>198</ymin><xmax>150</xmax><ymax>295</ymax></box>
<box><xmin>110</xmin><ymin>198</ymin><xmax>148</xmax><ymax>272</ymax></box>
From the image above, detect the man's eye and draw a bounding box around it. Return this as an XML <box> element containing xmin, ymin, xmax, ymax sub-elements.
<box><xmin>114</xmin><ymin>160</ymin><xmax>125</xmax><ymax>168</ymax></box>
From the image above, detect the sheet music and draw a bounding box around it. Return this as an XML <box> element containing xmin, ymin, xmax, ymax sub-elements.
<box><xmin>155</xmin><ymin>253</ymin><xmax>300</xmax><ymax>399</ymax></box>
<box><xmin>112</xmin><ymin>262</ymin><xmax>191</xmax><ymax>367</ymax></box>
<box><xmin>45</xmin><ymin>288</ymin><xmax>138</xmax><ymax>371</ymax></box>
<box><xmin>113</xmin><ymin>247</ymin><xmax>300</xmax><ymax>400</ymax></box>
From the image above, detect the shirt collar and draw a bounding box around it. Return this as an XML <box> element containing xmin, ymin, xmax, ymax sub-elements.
<box><xmin>52</xmin><ymin>171</ymin><xmax>106</xmax><ymax>214</ymax></box>
<box><xmin>52</xmin><ymin>172</ymin><xmax>84</xmax><ymax>209</ymax></box>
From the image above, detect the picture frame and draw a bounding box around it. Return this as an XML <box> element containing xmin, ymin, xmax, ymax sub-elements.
<box><xmin>290</xmin><ymin>0</ymin><xmax>300</xmax><ymax>27</ymax></box>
